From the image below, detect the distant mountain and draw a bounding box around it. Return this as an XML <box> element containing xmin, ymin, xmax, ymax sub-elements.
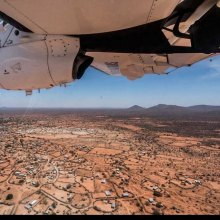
<box><xmin>123</xmin><ymin>104</ymin><xmax>220</xmax><ymax>118</ymax></box>
<box><xmin>187</xmin><ymin>105</ymin><xmax>220</xmax><ymax>112</ymax></box>
<box><xmin>127</xmin><ymin>105</ymin><xmax>146</xmax><ymax>111</ymax></box>
<box><xmin>145</xmin><ymin>104</ymin><xmax>220</xmax><ymax>112</ymax></box>
<box><xmin>146</xmin><ymin>104</ymin><xmax>186</xmax><ymax>112</ymax></box>
<box><xmin>126</xmin><ymin>104</ymin><xmax>220</xmax><ymax>113</ymax></box>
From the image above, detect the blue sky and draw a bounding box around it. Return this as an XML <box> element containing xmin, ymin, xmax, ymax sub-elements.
<box><xmin>0</xmin><ymin>55</ymin><xmax>220</xmax><ymax>108</ymax></box>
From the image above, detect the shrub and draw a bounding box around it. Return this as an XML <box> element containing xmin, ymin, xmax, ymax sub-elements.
<box><xmin>153</xmin><ymin>191</ymin><xmax>162</xmax><ymax>197</ymax></box>
<box><xmin>34</xmin><ymin>182</ymin><xmax>40</xmax><ymax>187</ymax></box>
<box><xmin>152</xmin><ymin>208</ymin><xmax>161</xmax><ymax>215</ymax></box>
<box><xmin>6</xmin><ymin>194</ymin><xmax>13</xmax><ymax>200</ymax></box>
<box><xmin>52</xmin><ymin>202</ymin><xmax>57</xmax><ymax>209</ymax></box>
<box><xmin>5</xmin><ymin>144</ymin><xmax>11</xmax><ymax>148</ymax></box>
<box><xmin>156</xmin><ymin>202</ymin><xmax>163</xmax><ymax>208</ymax></box>
<box><xmin>66</xmin><ymin>184</ymin><xmax>71</xmax><ymax>189</ymax></box>
<box><xmin>145</xmin><ymin>201</ymin><xmax>150</xmax><ymax>206</ymax></box>
<box><xmin>19</xmin><ymin>179</ymin><xmax>24</xmax><ymax>184</ymax></box>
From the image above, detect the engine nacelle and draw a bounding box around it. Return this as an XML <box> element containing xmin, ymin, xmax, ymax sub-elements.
<box><xmin>0</xmin><ymin>23</ymin><xmax>92</xmax><ymax>93</ymax></box>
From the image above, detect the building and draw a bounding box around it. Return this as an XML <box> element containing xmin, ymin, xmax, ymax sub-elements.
<box><xmin>14</xmin><ymin>171</ymin><xmax>21</xmax><ymax>176</ymax></box>
<box><xmin>195</xmin><ymin>180</ymin><xmax>201</xmax><ymax>184</ymax></box>
<box><xmin>105</xmin><ymin>191</ymin><xmax>111</xmax><ymax>196</ymax></box>
<box><xmin>122</xmin><ymin>192</ymin><xmax>129</xmax><ymax>197</ymax></box>
<box><xmin>148</xmin><ymin>198</ymin><xmax>154</xmax><ymax>203</ymax></box>
<box><xmin>24</xmin><ymin>204</ymin><xmax>31</xmax><ymax>210</ymax></box>
<box><xmin>30</xmin><ymin>200</ymin><xmax>38</xmax><ymax>207</ymax></box>
<box><xmin>111</xmin><ymin>202</ymin><xmax>116</xmax><ymax>209</ymax></box>
<box><xmin>101</xmin><ymin>179</ymin><xmax>106</xmax><ymax>184</ymax></box>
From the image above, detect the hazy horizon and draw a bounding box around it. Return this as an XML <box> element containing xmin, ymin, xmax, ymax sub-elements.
<box><xmin>1</xmin><ymin>103</ymin><xmax>220</xmax><ymax>110</ymax></box>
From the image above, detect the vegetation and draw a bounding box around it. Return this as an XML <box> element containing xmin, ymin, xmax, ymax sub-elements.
<box><xmin>153</xmin><ymin>191</ymin><xmax>162</xmax><ymax>197</ymax></box>
<box><xmin>152</xmin><ymin>208</ymin><xmax>161</xmax><ymax>215</ymax></box>
<box><xmin>6</xmin><ymin>194</ymin><xmax>13</xmax><ymax>200</ymax></box>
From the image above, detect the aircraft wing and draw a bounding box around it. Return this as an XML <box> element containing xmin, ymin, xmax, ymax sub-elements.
<box><xmin>0</xmin><ymin>0</ymin><xmax>180</xmax><ymax>34</ymax></box>
<box><xmin>0</xmin><ymin>0</ymin><xmax>220</xmax><ymax>92</ymax></box>
<box><xmin>88</xmin><ymin>52</ymin><xmax>214</xmax><ymax>80</ymax></box>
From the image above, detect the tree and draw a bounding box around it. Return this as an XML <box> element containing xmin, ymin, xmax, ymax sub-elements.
<box><xmin>5</xmin><ymin>144</ymin><xmax>11</xmax><ymax>148</ymax></box>
<box><xmin>19</xmin><ymin>179</ymin><xmax>24</xmax><ymax>184</ymax></box>
<box><xmin>153</xmin><ymin>191</ymin><xmax>162</xmax><ymax>197</ymax></box>
<box><xmin>156</xmin><ymin>202</ymin><xmax>163</xmax><ymax>208</ymax></box>
<box><xmin>94</xmin><ymin>206</ymin><xmax>101</xmax><ymax>211</ymax></box>
<box><xmin>152</xmin><ymin>208</ymin><xmax>161</xmax><ymax>215</ymax></box>
<box><xmin>34</xmin><ymin>182</ymin><xmax>40</xmax><ymax>187</ymax></box>
<box><xmin>66</xmin><ymin>184</ymin><xmax>71</xmax><ymax>189</ymax></box>
<box><xmin>20</xmin><ymin>139</ymin><xmax>24</xmax><ymax>146</ymax></box>
<box><xmin>145</xmin><ymin>201</ymin><xmax>150</xmax><ymax>206</ymax></box>
<box><xmin>6</xmin><ymin>194</ymin><xmax>13</xmax><ymax>200</ymax></box>
<box><xmin>52</xmin><ymin>202</ymin><xmax>57</xmax><ymax>209</ymax></box>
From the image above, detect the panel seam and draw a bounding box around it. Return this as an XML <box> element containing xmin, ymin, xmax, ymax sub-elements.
<box><xmin>4</xmin><ymin>0</ymin><xmax>47</xmax><ymax>33</ymax></box>
<box><xmin>146</xmin><ymin>0</ymin><xmax>155</xmax><ymax>23</ymax></box>
<box><xmin>44</xmin><ymin>39</ymin><xmax>56</xmax><ymax>85</ymax></box>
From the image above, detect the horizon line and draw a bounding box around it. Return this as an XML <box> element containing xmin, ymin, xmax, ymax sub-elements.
<box><xmin>1</xmin><ymin>104</ymin><xmax>220</xmax><ymax>109</ymax></box>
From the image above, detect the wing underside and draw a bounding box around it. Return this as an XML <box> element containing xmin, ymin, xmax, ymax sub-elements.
<box><xmin>0</xmin><ymin>0</ymin><xmax>181</xmax><ymax>34</ymax></box>
<box><xmin>87</xmin><ymin>52</ymin><xmax>214</xmax><ymax>80</ymax></box>
<box><xmin>0</xmin><ymin>0</ymin><xmax>219</xmax><ymax>86</ymax></box>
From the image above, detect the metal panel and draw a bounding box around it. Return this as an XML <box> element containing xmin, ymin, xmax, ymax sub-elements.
<box><xmin>0</xmin><ymin>23</ymin><xmax>13</xmax><ymax>47</ymax></box>
<box><xmin>88</xmin><ymin>52</ymin><xmax>214</xmax><ymax>79</ymax></box>
<box><xmin>0</xmin><ymin>0</ymin><xmax>180</xmax><ymax>34</ymax></box>
<box><xmin>0</xmin><ymin>41</ymin><xmax>53</xmax><ymax>90</ymax></box>
<box><xmin>87</xmin><ymin>52</ymin><xmax>166</xmax><ymax>79</ymax></box>
<box><xmin>46</xmin><ymin>35</ymin><xmax>80</xmax><ymax>84</ymax></box>
<box><xmin>147</xmin><ymin>0</ymin><xmax>181</xmax><ymax>23</ymax></box>
<box><xmin>168</xmin><ymin>53</ymin><xmax>212</xmax><ymax>67</ymax></box>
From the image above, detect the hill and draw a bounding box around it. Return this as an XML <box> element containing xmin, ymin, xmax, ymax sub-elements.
<box><xmin>146</xmin><ymin>104</ymin><xmax>186</xmax><ymax>112</ymax></box>
<box><xmin>127</xmin><ymin>105</ymin><xmax>146</xmax><ymax>111</ymax></box>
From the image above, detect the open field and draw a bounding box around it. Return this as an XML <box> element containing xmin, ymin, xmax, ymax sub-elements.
<box><xmin>0</xmin><ymin>107</ymin><xmax>219</xmax><ymax>215</ymax></box>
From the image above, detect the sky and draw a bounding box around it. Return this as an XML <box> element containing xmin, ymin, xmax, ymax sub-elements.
<box><xmin>0</xmin><ymin>55</ymin><xmax>220</xmax><ymax>108</ymax></box>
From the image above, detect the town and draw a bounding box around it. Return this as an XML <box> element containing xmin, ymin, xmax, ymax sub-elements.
<box><xmin>0</xmin><ymin>108</ymin><xmax>219</xmax><ymax>215</ymax></box>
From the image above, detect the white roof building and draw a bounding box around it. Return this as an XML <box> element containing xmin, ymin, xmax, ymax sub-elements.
<box><xmin>105</xmin><ymin>191</ymin><xmax>111</xmax><ymax>196</ymax></box>
<box><xmin>111</xmin><ymin>202</ymin><xmax>116</xmax><ymax>209</ymax></box>
<box><xmin>148</xmin><ymin>198</ymin><xmax>154</xmax><ymax>203</ymax></box>
<box><xmin>101</xmin><ymin>179</ymin><xmax>106</xmax><ymax>184</ymax></box>
<box><xmin>25</xmin><ymin>204</ymin><xmax>31</xmax><ymax>210</ymax></box>
<box><xmin>30</xmin><ymin>200</ymin><xmax>38</xmax><ymax>207</ymax></box>
<box><xmin>122</xmin><ymin>192</ymin><xmax>129</xmax><ymax>197</ymax></box>
<box><xmin>152</xmin><ymin>186</ymin><xmax>158</xmax><ymax>190</ymax></box>
<box><xmin>195</xmin><ymin>180</ymin><xmax>201</xmax><ymax>184</ymax></box>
